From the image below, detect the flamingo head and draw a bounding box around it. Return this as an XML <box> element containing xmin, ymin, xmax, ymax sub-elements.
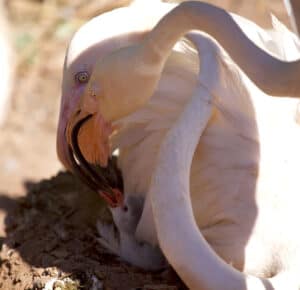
<box><xmin>57</xmin><ymin>7</ymin><xmax>165</xmax><ymax>207</ymax></box>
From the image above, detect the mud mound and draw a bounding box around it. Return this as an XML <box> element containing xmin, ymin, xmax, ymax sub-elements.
<box><xmin>0</xmin><ymin>172</ymin><xmax>185</xmax><ymax>290</ymax></box>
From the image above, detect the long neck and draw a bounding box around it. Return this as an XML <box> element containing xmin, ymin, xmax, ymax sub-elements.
<box><xmin>143</xmin><ymin>1</ymin><xmax>300</xmax><ymax>97</ymax></box>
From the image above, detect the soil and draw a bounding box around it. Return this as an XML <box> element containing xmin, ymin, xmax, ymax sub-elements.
<box><xmin>0</xmin><ymin>171</ymin><xmax>185</xmax><ymax>290</ymax></box>
<box><xmin>0</xmin><ymin>0</ymin><xmax>291</xmax><ymax>289</ymax></box>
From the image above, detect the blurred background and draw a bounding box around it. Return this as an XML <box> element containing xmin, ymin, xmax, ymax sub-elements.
<box><xmin>0</xmin><ymin>0</ymin><xmax>292</xmax><ymax>233</ymax></box>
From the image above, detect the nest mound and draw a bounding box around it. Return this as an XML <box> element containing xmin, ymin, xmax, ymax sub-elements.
<box><xmin>0</xmin><ymin>172</ymin><xmax>184</xmax><ymax>290</ymax></box>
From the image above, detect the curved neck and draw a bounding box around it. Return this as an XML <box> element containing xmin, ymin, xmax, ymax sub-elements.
<box><xmin>144</xmin><ymin>1</ymin><xmax>300</xmax><ymax>97</ymax></box>
<box><xmin>149</xmin><ymin>35</ymin><xmax>271</xmax><ymax>290</ymax></box>
<box><xmin>149</xmin><ymin>60</ymin><xmax>245</xmax><ymax>290</ymax></box>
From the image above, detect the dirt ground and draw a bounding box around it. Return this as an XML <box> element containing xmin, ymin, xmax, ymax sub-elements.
<box><xmin>0</xmin><ymin>171</ymin><xmax>186</xmax><ymax>289</ymax></box>
<box><xmin>0</xmin><ymin>0</ymin><xmax>291</xmax><ymax>289</ymax></box>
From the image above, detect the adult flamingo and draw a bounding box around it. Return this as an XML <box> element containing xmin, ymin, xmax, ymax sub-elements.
<box><xmin>57</xmin><ymin>1</ymin><xmax>300</xmax><ymax>288</ymax></box>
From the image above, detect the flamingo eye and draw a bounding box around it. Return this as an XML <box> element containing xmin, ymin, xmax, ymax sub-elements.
<box><xmin>75</xmin><ymin>71</ymin><xmax>89</xmax><ymax>84</ymax></box>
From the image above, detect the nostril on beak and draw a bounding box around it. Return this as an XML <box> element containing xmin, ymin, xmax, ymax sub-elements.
<box><xmin>75</xmin><ymin>110</ymin><xmax>81</xmax><ymax>116</ymax></box>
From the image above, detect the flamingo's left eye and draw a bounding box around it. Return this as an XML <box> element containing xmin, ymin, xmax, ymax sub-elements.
<box><xmin>75</xmin><ymin>71</ymin><xmax>89</xmax><ymax>84</ymax></box>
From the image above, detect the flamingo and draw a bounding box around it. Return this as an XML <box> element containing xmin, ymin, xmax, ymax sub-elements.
<box><xmin>57</xmin><ymin>1</ymin><xmax>300</xmax><ymax>288</ymax></box>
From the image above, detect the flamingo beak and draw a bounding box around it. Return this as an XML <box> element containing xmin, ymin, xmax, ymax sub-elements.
<box><xmin>58</xmin><ymin>106</ymin><xmax>123</xmax><ymax>208</ymax></box>
<box><xmin>66</xmin><ymin>110</ymin><xmax>123</xmax><ymax>207</ymax></box>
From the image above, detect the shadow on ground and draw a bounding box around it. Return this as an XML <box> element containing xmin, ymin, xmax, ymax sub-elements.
<box><xmin>0</xmin><ymin>172</ymin><xmax>185</xmax><ymax>290</ymax></box>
